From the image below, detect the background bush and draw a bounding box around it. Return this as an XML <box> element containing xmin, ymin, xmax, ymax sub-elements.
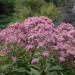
<box><xmin>0</xmin><ymin>0</ymin><xmax>14</xmax><ymax>28</ymax></box>
<box><xmin>12</xmin><ymin>0</ymin><xmax>60</xmax><ymax>22</ymax></box>
<box><xmin>0</xmin><ymin>0</ymin><xmax>75</xmax><ymax>28</ymax></box>
<box><xmin>0</xmin><ymin>0</ymin><xmax>61</xmax><ymax>28</ymax></box>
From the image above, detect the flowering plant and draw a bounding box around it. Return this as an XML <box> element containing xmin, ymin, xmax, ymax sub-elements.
<box><xmin>0</xmin><ymin>16</ymin><xmax>75</xmax><ymax>75</ymax></box>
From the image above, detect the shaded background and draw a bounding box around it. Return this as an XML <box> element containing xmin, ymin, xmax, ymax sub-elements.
<box><xmin>0</xmin><ymin>0</ymin><xmax>75</xmax><ymax>28</ymax></box>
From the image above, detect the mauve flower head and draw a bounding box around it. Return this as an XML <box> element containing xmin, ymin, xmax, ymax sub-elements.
<box><xmin>0</xmin><ymin>16</ymin><xmax>75</xmax><ymax>62</ymax></box>
<box><xmin>58</xmin><ymin>57</ymin><xmax>65</xmax><ymax>62</ymax></box>
<box><xmin>8</xmin><ymin>22</ymin><xmax>19</xmax><ymax>28</ymax></box>
<box><xmin>26</xmin><ymin>44</ymin><xmax>34</xmax><ymax>50</ymax></box>
<box><xmin>0</xmin><ymin>48</ymin><xmax>8</xmax><ymax>56</ymax></box>
<box><xmin>57</xmin><ymin>23</ymin><xmax>74</xmax><ymax>32</ymax></box>
<box><xmin>0</xmin><ymin>16</ymin><xmax>54</xmax><ymax>45</ymax></box>
<box><xmin>0</xmin><ymin>28</ymin><xmax>19</xmax><ymax>44</ymax></box>
<box><xmin>12</xmin><ymin>56</ymin><xmax>16</xmax><ymax>63</ymax></box>
<box><xmin>24</xmin><ymin>16</ymin><xmax>53</xmax><ymax>25</ymax></box>
<box><xmin>38</xmin><ymin>41</ymin><xmax>46</xmax><ymax>48</ymax></box>
<box><xmin>41</xmin><ymin>51</ymin><xmax>49</xmax><ymax>57</ymax></box>
<box><xmin>31</xmin><ymin>58</ymin><xmax>39</xmax><ymax>64</ymax></box>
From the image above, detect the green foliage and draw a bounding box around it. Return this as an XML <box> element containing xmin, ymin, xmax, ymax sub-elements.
<box><xmin>30</xmin><ymin>68</ymin><xmax>40</xmax><ymax>75</ymax></box>
<box><xmin>12</xmin><ymin>0</ymin><xmax>60</xmax><ymax>22</ymax></box>
<box><xmin>0</xmin><ymin>0</ymin><xmax>14</xmax><ymax>15</ymax></box>
<box><xmin>0</xmin><ymin>44</ymin><xmax>75</xmax><ymax>75</ymax></box>
<box><xmin>0</xmin><ymin>0</ymin><xmax>61</xmax><ymax>28</ymax></box>
<box><xmin>0</xmin><ymin>0</ymin><xmax>14</xmax><ymax>28</ymax></box>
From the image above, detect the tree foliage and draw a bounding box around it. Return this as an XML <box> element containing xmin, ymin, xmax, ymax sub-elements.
<box><xmin>0</xmin><ymin>0</ymin><xmax>14</xmax><ymax>28</ymax></box>
<box><xmin>12</xmin><ymin>0</ymin><xmax>60</xmax><ymax>22</ymax></box>
<box><xmin>0</xmin><ymin>0</ymin><xmax>61</xmax><ymax>28</ymax></box>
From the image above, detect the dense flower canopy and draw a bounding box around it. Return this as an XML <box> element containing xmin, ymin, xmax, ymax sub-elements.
<box><xmin>0</xmin><ymin>16</ymin><xmax>75</xmax><ymax>61</ymax></box>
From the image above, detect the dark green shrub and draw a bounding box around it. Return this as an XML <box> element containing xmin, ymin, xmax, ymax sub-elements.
<box><xmin>12</xmin><ymin>0</ymin><xmax>60</xmax><ymax>22</ymax></box>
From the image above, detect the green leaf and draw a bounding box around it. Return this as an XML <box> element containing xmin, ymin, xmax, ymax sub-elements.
<box><xmin>46</xmin><ymin>63</ymin><xmax>51</xmax><ymax>70</ymax></box>
<box><xmin>30</xmin><ymin>68</ymin><xmax>40</xmax><ymax>75</ymax></box>
<box><xmin>14</xmin><ymin>67</ymin><xmax>26</xmax><ymax>72</ymax></box>
<box><xmin>0</xmin><ymin>64</ymin><xmax>11</xmax><ymax>72</ymax></box>
<box><xmin>0</xmin><ymin>56</ymin><xmax>6</xmax><ymax>62</ymax></box>
<box><xmin>49</xmin><ymin>65</ymin><xmax>63</xmax><ymax>71</ymax></box>
<box><xmin>49</xmin><ymin>71</ymin><xmax>58</xmax><ymax>75</ymax></box>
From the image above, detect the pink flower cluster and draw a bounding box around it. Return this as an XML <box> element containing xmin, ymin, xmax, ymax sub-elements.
<box><xmin>55</xmin><ymin>23</ymin><xmax>75</xmax><ymax>61</ymax></box>
<box><xmin>0</xmin><ymin>16</ymin><xmax>75</xmax><ymax>61</ymax></box>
